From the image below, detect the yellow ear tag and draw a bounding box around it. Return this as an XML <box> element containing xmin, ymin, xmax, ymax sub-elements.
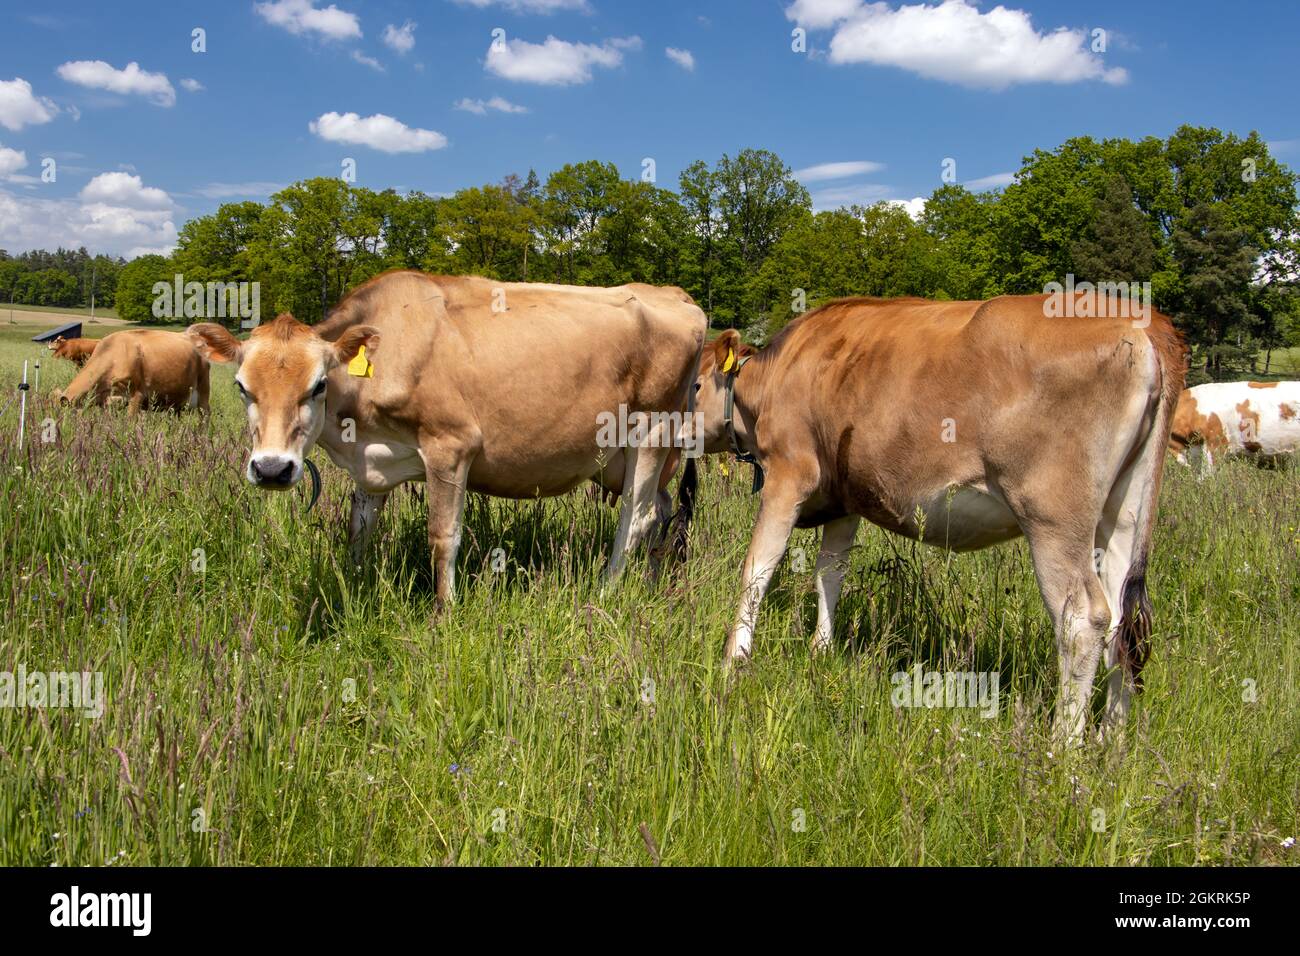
<box><xmin>721</xmin><ymin>348</ymin><xmax>737</xmax><ymax>373</ymax></box>
<box><xmin>347</xmin><ymin>345</ymin><xmax>373</xmax><ymax>378</ymax></box>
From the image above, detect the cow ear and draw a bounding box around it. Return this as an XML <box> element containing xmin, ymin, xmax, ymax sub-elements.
<box><xmin>187</xmin><ymin>323</ymin><xmax>243</xmax><ymax>364</ymax></box>
<box><xmin>333</xmin><ymin>326</ymin><xmax>380</xmax><ymax>366</ymax></box>
<box><xmin>712</xmin><ymin>329</ymin><xmax>743</xmax><ymax>373</ymax></box>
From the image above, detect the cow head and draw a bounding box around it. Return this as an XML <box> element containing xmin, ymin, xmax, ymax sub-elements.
<box><xmin>694</xmin><ymin>329</ymin><xmax>758</xmax><ymax>455</ymax></box>
<box><xmin>187</xmin><ymin>314</ymin><xmax>379</xmax><ymax>490</ymax></box>
<box><xmin>48</xmin><ymin>336</ymin><xmax>65</xmax><ymax>353</ymax></box>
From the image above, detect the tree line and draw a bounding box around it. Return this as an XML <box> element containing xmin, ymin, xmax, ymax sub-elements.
<box><xmin>0</xmin><ymin>248</ymin><xmax>123</xmax><ymax>310</ymax></box>
<box><xmin>8</xmin><ymin>124</ymin><xmax>1299</xmax><ymax>380</ymax></box>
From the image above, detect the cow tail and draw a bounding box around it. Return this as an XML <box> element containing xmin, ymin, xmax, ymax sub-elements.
<box><xmin>1118</xmin><ymin>318</ymin><xmax>1187</xmax><ymax>690</ymax></box>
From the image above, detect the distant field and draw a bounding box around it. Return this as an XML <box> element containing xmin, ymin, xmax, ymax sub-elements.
<box><xmin>0</xmin><ymin>332</ymin><xmax>1296</xmax><ymax>866</ymax></box>
<box><xmin>1260</xmin><ymin>346</ymin><xmax>1300</xmax><ymax>377</ymax></box>
<box><xmin>2</xmin><ymin>303</ymin><xmax>122</xmax><ymax>322</ymax></box>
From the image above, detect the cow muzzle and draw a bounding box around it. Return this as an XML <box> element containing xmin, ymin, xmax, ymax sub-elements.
<box><xmin>247</xmin><ymin>453</ymin><xmax>302</xmax><ymax>489</ymax></box>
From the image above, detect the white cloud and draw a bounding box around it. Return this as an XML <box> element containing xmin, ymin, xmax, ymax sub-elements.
<box><xmin>486</xmin><ymin>35</ymin><xmax>640</xmax><ymax>85</ymax></box>
<box><xmin>309</xmin><ymin>111</ymin><xmax>447</xmax><ymax>153</ymax></box>
<box><xmin>79</xmin><ymin>171</ymin><xmax>172</xmax><ymax>210</ymax></box>
<box><xmin>888</xmin><ymin>196</ymin><xmax>926</xmax><ymax>220</ymax></box>
<box><xmin>254</xmin><ymin>0</ymin><xmax>362</xmax><ymax>41</ymax></box>
<box><xmin>665</xmin><ymin>47</ymin><xmax>695</xmax><ymax>71</ymax></box>
<box><xmin>795</xmin><ymin>160</ymin><xmax>885</xmax><ymax>182</ymax></box>
<box><xmin>194</xmin><ymin>181</ymin><xmax>285</xmax><ymax>199</ymax></box>
<box><xmin>180</xmin><ymin>78</ymin><xmax>205</xmax><ymax>93</ymax></box>
<box><xmin>0</xmin><ymin>145</ymin><xmax>27</xmax><ymax>179</ymax></box>
<box><xmin>454</xmin><ymin>96</ymin><xmax>528</xmax><ymax>115</ymax></box>
<box><xmin>786</xmin><ymin>0</ymin><xmax>864</xmax><ymax>29</ymax></box>
<box><xmin>0</xmin><ymin>171</ymin><xmax>178</xmax><ymax>257</ymax></box>
<box><xmin>786</xmin><ymin>0</ymin><xmax>1129</xmax><ymax>90</ymax></box>
<box><xmin>0</xmin><ymin>77</ymin><xmax>60</xmax><ymax>131</ymax></box>
<box><xmin>56</xmin><ymin>60</ymin><xmax>176</xmax><ymax>106</ymax></box>
<box><xmin>382</xmin><ymin>21</ymin><xmax>417</xmax><ymax>54</ymax></box>
<box><xmin>351</xmin><ymin>50</ymin><xmax>384</xmax><ymax>72</ymax></box>
<box><xmin>965</xmin><ymin>171</ymin><xmax>1015</xmax><ymax>190</ymax></box>
<box><xmin>454</xmin><ymin>0</ymin><xmax>590</xmax><ymax>12</ymax></box>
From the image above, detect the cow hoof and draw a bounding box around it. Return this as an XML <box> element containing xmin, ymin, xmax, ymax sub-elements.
<box><xmin>721</xmin><ymin>650</ymin><xmax>750</xmax><ymax>673</ymax></box>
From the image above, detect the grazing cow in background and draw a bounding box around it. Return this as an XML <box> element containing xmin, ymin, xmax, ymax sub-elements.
<box><xmin>56</xmin><ymin>329</ymin><xmax>210</xmax><ymax>414</ymax></box>
<box><xmin>694</xmin><ymin>294</ymin><xmax>1186</xmax><ymax>744</ymax></box>
<box><xmin>1169</xmin><ymin>381</ymin><xmax>1300</xmax><ymax>473</ymax></box>
<box><xmin>188</xmin><ymin>270</ymin><xmax>706</xmax><ymax>600</ymax></box>
<box><xmin>48</xmin><ymin>336</ymin><xmax>99</xmax><ymax>368</ymax></box>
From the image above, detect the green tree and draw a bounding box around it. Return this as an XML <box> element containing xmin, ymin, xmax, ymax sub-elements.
<box><xmin>920</xmin><ymin>185</ymin><xmax>1000</xmax><ymax>299</ymax></box>
<box><xmin>1069</xmin><ymin>175</ymin><xmax>1161</xmax><ymax>285</ymax></box>
<box><xmin>115</xmin><ymin>254</ymin><xmax>175</xmax><ymax>324</ymax></box>
<box><xmin>678</xmin><ymin>160</ymin><xmax>723</xmax><ymax>319</ymax></box>
<box><xmin>1170</xmin><ymin>202</ymin><xmax>1258</xmax><ymax>378</ymax></box>
<box><xmin>444</xmin><ymin>183</ymin><xmax>533</xmax><ymax>279</ymax></box>
<box><xmin>540</xmin><ymin>160</ymin><xmax>624</xmax><ymax>284</ymax></box>
<box><xmin>713</xmin><ymin>149</ymin><xmax>811</xmax><ymax>323</ymax></box>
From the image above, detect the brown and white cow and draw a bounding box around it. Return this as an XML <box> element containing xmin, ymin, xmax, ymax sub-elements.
<box><xmin>56</xmin><ymin>329</ymin><xmax>210</xmax><ymax>414</ymax></box>
<box><xmin>1169</xmin><ymin>381</ymin><xmax>1300</xmax><ymax>472</ymax></box>
<box><xmin>48</xmin><ymin>336</ymin><xmax>99</xmax><ymax>368</ymax></box>
<box><xmin>188</xmin><ymin>270</ymin><xmax>707</xmax><ymax>599</ymax></box>
<box><xmin>695</xmin><ymin>294</ymin><xmax>1186</xmax><ymax>744</ymax></box>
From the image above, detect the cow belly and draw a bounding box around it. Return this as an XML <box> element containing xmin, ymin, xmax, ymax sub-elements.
<box><xmin>467</xmin><ymin>451</ymin><xmax>598</xmax><ymax>498</ymax></box>
<box><xmin>907</xmin><ymin>486</ymin><xmax>1022</xmax><ymax>552</ymax></box>
<box><xmin>1240</xmin><ymin>416</ymin><xmax>1300</xmax><ymax>457</ymax></box>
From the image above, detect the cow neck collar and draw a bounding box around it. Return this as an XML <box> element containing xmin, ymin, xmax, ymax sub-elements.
<box><xmin>723</xmin><ymin>355</ymin><xmax>765</xmax><ymax>493</ymax></box>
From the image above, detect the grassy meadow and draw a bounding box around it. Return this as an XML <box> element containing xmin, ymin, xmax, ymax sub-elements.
<box><xmin>0</xmin><ymin>324</ymin><xmax>1297</xmax><ymax>866</ymax></box>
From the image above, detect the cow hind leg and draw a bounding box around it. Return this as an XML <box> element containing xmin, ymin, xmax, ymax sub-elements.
<box><xmin>1096</xmin><ymin>423</ymin><xmax>1164</xmax><ymax>737</ymax></box>
<box><xmin>1023</xmin><ymin>524</ymin><xmax>1112</xmax><ymax>747</ymax></box>
<box><xmin>811</xmin><ymin>515</ymin><xmax>861</xmax><ymax>654</ymax></box>
<box><xmin>604</xmin><ymin>435</ymin><xmax>673</xmax><ymax>584</ymax></box>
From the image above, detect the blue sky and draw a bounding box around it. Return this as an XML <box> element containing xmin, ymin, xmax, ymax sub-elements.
<box><xmin>0</xmin><ymin>0</ymin><xmax>1296</xmax><ymax>257</ymax></box>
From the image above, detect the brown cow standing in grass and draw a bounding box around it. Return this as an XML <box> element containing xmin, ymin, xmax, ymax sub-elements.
<box><xmin>188</xmin><ymin>270</ymin><xmax>706</xmax><ymax>599</ymax></box>
<box><xmin>48</xmin><ymin>336</ymin><xmax>99</xmax><ymax>368</ymax></box>
<box><xmin>694</xmin><ymin>293</ymin><xmax>1186</xmax><ymax>745</ymax></box>
<box><xmin>56</xmin><ymin>329</ymin><xmax>210</xmax><ymax>414</ymax></box>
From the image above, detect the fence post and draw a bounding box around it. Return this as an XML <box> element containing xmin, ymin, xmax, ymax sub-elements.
<box><xmin>17</xmin><ymin>359</ymin><xmax>29</xmax><ymax>449</ymax></box>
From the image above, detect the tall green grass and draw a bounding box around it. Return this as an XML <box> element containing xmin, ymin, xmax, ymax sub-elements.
<box><xmin>0</xmin><ymin>330</ymin><xmax>1296</xmax><ymax>866</ymax></box>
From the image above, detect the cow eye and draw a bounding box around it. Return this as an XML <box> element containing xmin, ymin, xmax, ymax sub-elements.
<box><xmin>311</xmin><ymin>380</ymin><xmax>327</xmax><ymax>400</ymax></box>
<box><xmin>235</xmin><ymin>380</ymin><xmax>250</xmax><ymax>401</ymax></box>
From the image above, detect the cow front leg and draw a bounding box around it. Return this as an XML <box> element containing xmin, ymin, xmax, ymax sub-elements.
<box><xmin>421</xmin><ymin>450</ymin><xmax>470</xmax><ymax>606</ymax></box>
<box><xmin>348</xmin><ymin>488</ymin><xmax>390</xmax><ymax>566</ymax></box>
<box><xmin>725</xmin><ymin>473</ymin><xmax>806</xmax><ymax>665</ymax></box>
